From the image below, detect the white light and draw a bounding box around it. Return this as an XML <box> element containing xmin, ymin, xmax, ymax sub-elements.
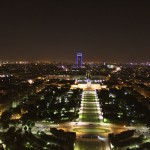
<box><xmin>28</xmin><ymin>79</ymin><xmax>34</xmax><ymax>84</ymax></box>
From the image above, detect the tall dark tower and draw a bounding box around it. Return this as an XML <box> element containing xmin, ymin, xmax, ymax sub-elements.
<box><xmin>76</xmin><ymin>53</ymin><xmax>83</xmax><ymax>68</ymax></box>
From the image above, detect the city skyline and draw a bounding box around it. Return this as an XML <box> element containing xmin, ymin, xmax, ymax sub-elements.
<box><xmin>0</xmin><ymin>60</ymin><xmax>149</xmax><ymax>150</ymax></box>
<box><xmin>0</xmin><ymin>1</ymin><xmax>150</xmax><ymax>62</ymax></box>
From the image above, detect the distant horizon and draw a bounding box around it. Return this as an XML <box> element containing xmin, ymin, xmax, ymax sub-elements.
<box><xmin>0</xmin><ymin>51</ymin><xmax>150</xmax><ymax>64</ymax></box>
<box><xmin>0</xmin><ymin>59</ymin><xmax>149</xmax><ymax>64</ymax></box>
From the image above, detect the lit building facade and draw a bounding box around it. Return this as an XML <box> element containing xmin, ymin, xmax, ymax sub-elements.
<box><xmin>76</xmin><ymin>53</ymin><xmax>83</xmax><ymax>68</ymax></box>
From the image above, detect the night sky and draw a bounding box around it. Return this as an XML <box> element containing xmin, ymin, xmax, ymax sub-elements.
<box><xmin>0</xmin><ymin>1</ymin><xmax>150</xmax><ymax>62</ymax></box>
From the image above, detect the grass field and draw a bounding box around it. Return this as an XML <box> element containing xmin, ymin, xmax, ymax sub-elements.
<box><xmin>79</xmin><ymin>91</ymin><xmax>100</xmax><ymax>122</ymax></box>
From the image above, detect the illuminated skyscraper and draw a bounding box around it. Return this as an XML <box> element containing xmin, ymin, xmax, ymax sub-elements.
<box><xmin>76</xmin><ymin>53</ymin><xmax>83</xmax><ymax>68</ymax></box>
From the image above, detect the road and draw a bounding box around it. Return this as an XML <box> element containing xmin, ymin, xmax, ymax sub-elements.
<box><xmin>32</xmin><ymin>121</ymin><xmax>149</xmax><ymax>150</ymax></box>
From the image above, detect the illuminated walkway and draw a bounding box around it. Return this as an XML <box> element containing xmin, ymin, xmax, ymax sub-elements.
<box><xmin>79</xmin><ymin>90</ymin><xmax>103</xmax><ymax>123</ymax></box>
<box><xmin>74</xmin><ymin>90</ymin><xmax>110</xmax><ymax>150</ymax></box>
